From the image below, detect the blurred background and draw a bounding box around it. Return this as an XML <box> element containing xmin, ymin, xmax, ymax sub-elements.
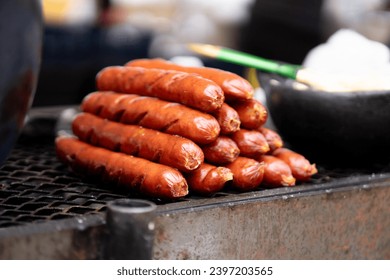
<box><xmin>33</xmin><ymin>0</ymin><xmax>390</xmax><ymax>107</ymax></box>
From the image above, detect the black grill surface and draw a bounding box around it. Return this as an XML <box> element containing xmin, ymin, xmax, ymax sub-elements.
<box><xmin>1</xmin><ymin>136</ymin><xmax>390</xmax><ymax>229</ymax></box>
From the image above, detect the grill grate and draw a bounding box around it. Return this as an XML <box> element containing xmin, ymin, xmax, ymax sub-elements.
<box><xmin>0</xmin><ymin>142</ymin><xmax>127</xmax><ymax>228</ymax></box>
<box><xmin>1</xmin><ymin>138</ymin><xmax>390</xmax><ymax>229</ymax></box>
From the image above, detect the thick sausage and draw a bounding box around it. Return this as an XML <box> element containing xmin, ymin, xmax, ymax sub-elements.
<box><xmin>224</xmin><ymin>157</ymin><xmax>265</xmax><ymax>191</ymax></box>
<box><xmin>231</xmin><ymin>129</ymin><xmax>270</xmax><ymax>158</ymax></box>
<box><xmin>258</xmin><ymin>127</ymin><xmax>283</xmax><ymax>153</ymax></box>
<box><xmin>186</xmin><ymin>163</ymin><xmax>233</xmax><ymax>195</ymax></box>
<box><xmin>272</xmin><ymin>148</ymin><xmax>318</xmax><ymax>181</ymax></box>
<box><xmin>202</xmin><ymin>136</ymin><xmax>240</xmax><ymax>165</ymax></box>
<box><xmin>55</xmin><ymin>136</ymin><xmax>188</xmax><ymax>199</ymax></box>
<box><xmin>96</xmin><ymin>66</ymin><xmax>224</xmax><ymax>112</ymax></box>
<box><xmin>211</xmin><ymin>103</ymin><xmax>241</xmax><ymax>134</ymax></box>
<box><xmin>230</xmin><ymin>99</ymin><xmax>268</xmax><ymax>130</ymax></box>
<box><xmin>72</xmin><ymin>112</ymin><xmax>204</xmax><ymax>172</ymax></box>
<box><xmin>81</xmin><ymin>92</ymin><xmax>220</xmax><ymax>145</ymax></box>
<box><xmin>126</xmin><ymin>58</ymin><xmax>254</xmax><ymax>101</ymax></box>
<box><xmin>257</xmin><ymin>155</ymin><xmax>295</xmax><ymax>187</ymax></box>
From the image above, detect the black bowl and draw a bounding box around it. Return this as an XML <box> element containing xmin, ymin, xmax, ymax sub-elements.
<box><xmin>0</xmin><ymin>0</ymin><xmax>43</xmax><ymax>164</ymax></box>
<box><xmin>259</xmin><ymin>73</ymin><xmax>390</xmax><ymax>167</ymax></box>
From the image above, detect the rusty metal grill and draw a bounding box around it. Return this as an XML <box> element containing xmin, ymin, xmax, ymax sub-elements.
<box><xmin>1</xmin><ymin>135</ymin><xmax>390</xmax><ymax>230</ymax></box>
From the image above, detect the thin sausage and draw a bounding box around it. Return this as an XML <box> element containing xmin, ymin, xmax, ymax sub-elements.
<box><xmin>224</xmin><ymin>157</ymin><xmax>265</xmax><ymax>191</ymax></box>
<box><xmin>258</xmin><ymin>127</ymin><xmax>283</xmax><ymax>153</ymax></box>
<box><xmin>202</xmin><ymin>136</ymin><xmax>240</xmax><ymax>165</ymax></box>
<box><xmin>257</xmin><ymin>155</ymin><xmax>295</xmax><ymax>187</ymax></box>
<box><xmin>72</xmin><ymin>112</ymin><xmax>204</xmax><ymax>172</ymax></box>
<box><xmin>211</xmin><ymin>103</ymin><xmax>241</xmax><ymax>134</ymax></box>
<box><xmin>96</xmin><ymin>66</ymin><xmax>224</xmax><ymax>112</ymax></box>
<box><xmin>273</xmin><ymin>148</ymin><xmax>318</xmax><ymax>181</ymax></box>
<box><xmin>55</xmin><ymin>136</ymin><xmax>188</xmax><ymax>199</ymax></box>
<box><xmin>126</xmin><ymin>58</ymin><xmax>254</xmax><ymax>101</ymax></box>
<box><xmin>231</xmin><ymin>129</ymin><xmax>270</xmax><ymax>158</ymax></box>
<box><xmin>81</xmin><ymin>92</ymin><xmax>220</xmax><ymax>145</ymax></box>
<box><xmin>186</xmin><ymin>163</ymin><xmax>233</xmax><ymax>195</ymax></box>
<box><xmin>231</xmin><ymin>99</ymin><xmax>268</xmax><ymax>130</ymax></box>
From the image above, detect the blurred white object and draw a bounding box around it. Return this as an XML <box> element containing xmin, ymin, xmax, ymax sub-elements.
<box><xmin>300</xmin><ymin>29</ymin><xmax>390</xmax><ymax>91</ymax></box>
<box><xmin>303</xmin><ymin>29</ymin><xmax>390</xmax><ymax>70</ymax></box>
<box><xmin>148</xmin><ymin>0</ymin><xmax>255</xmax><ymax>58</ymax></box>
<box><xmin>169</xmin><ymin>56</ymin><xmax>204</xmax><ymax>67</ymax></box>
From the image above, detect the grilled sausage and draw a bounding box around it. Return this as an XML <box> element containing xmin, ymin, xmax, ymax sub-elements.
<box><xmin>230</xmin><ymin>99</ymin><xmax>268</xmax><ymax>130</ymax></box>
<box><xmin>186</xmin><ymin>163</ymin><xmax>233</xmax><ymax>195</ymax></box>
<box><xmin>257</xmin><ymin>155</ymin><xmax>295</xmax><ymax>187</ymax></box>
<box><xmin>273</xmin><ymin>148</ymin><xmax>318</xmax><ymax>181</ymax></box>
<box><xmin>231</xmin><ymin>129</ymin><xmax>270</xmax><ymax>158</ymax></box>
<box><xmin>126</xmin><ymin>58</ymin><xmax>254</xmax><ymax>101</ymax></box>
<box><xmin>81</xmin><ymin>92</ymin><xmax>220</xmax><ymax>145</ymax></box>
<box><xmin>96</xmin><ymin>66</ymin><xmax>224</xmax><ymax>112</ymax></box>
<box><xmin>258</xmin><ymin>127</ymin><xmax>283</xmax><ymax>153</ymax></box>
<box><xmin>202</xmin><ymin>136</ymin><xmax>240</xmax><ymax>165</ymax></box>
<box><xmin>225</xmin><ymin>157</ymin><xmax>265</xmax><ymax>191</ymax></box>
<box><xmin>72</xmin><ymin>112</ymin><xmax>204</xmax><ymax>172</ymax></box>
<box><xmin>211</xmin><ymin>103</ymin><xmax>241</xmax><ymax>134</ymax></box>
<box><xmin>55</xmin><ymin>136</ymin><xmax>188</xmax><ymax>199</ymax></box>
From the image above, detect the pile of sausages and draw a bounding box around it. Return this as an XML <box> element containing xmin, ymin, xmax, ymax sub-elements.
<box><xmin>55</xmin><ymin>58</ymin><xmax>317</xmax><ymax>200</ymax></box>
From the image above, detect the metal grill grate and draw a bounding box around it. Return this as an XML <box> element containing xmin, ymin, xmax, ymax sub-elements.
<box><xmin>1</xmin><ymin>137</ymin><xmax>390</xmax><ymax>229</ymax></box>
<box><xmin>0</xmin><ymin>142</ymin><xmax>129</xmax><ymax>228</ymax></box>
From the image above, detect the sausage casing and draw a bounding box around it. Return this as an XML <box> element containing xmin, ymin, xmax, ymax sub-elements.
<box><xmin>211</xmin><ymin>103</ymin><xmax>241</xmax><ymax>134</ymax></box>
<box><xmin>72</xmin><ymin>112</ymin><xmax>204</xmax><ymax>172</ymax></box>
<box><xmin>273</xmin><ymin>148</ymin><xmax>318</xmax><ymax>181</ymax></box>
<box><xmin>186</xmin><ymin>163</ymin><xmax>233</xmax><ymax>195</ymax></box>
<box><xmin>55</xmin><ymin>136</ymin><xmax>188</xmax><ymax>199</ymax></box>
<box><xmin>81</xmin><ymin>92</ymin><xmax>220</xmax><ymax>145</ymax></box>
<box><xmin>231</xmin><ymin>129</ymin><xmax>270</xmax><ymax>158</ymax></box>
<box><xmin>224</xmin><ymin>157</ymin><xmax>265</xmax><ymax>191</ymax></box>
<box><xmin>231</xmin><ymin>99</ymin><xmax>268</xmax><ymax>130</ymax></box>
<box><xmin>126</xmin><ymin>58</ymin><xmax>254</xmax><ymax>101</ymax></box>
<box><xmin>96</xmin><ymin>66</ymin><xmax>224</xmax><ymax>112</ymax></box>
<box><xmin>202</xmin><ymin>136</ymin><xmax>240</xmax><ymax>165</ymax></box>
<box><xmin>258</xmin><ymin>127</ymin><xmax>283</xmax><ymax>153</ymax></box>
<box><xmin>257</xmin><ymin>155</ymin><xmax>295</xmax><ymax>187</ymax></box>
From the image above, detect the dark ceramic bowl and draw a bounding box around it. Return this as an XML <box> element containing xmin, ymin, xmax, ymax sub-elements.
<box><xmin>0</xmin><ymin>1</ymin><xmax>43</xmax><ymax>164</ymax></box>
<box><xmin>259</xmin><ymin>73</ymin><xmax>390</xmax><ymax>166</ymax></box>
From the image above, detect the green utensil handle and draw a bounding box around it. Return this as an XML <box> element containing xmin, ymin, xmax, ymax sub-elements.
<box><xmin>217</xmin><ymin>48</ymin><xmax>300</xmax><ymax>80</ymax></box>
